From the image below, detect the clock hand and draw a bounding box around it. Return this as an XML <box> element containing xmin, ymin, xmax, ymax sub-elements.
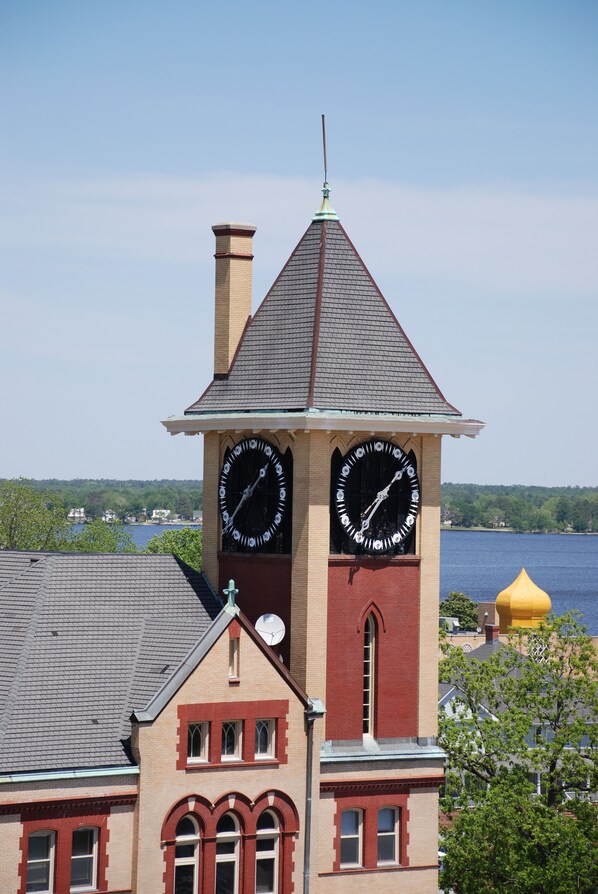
<box><xmin>358</xmin><ymin>470</ymin><xmax>403</xmax><ymax>534</ymax></box>
<box><xmin>223</xmin><ymin>464</ymin><xmax>269</xmax><ymax>532</ymax></box>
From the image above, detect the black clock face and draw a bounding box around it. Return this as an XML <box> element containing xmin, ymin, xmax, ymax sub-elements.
<box><xmin>219</xmin><ymin>437</ymin><xmax>288</xmax><ymax>551</ymax></box>
<box><xmin>333</xmin><ymin>439</ymin><xmax>419</xmax><ymax>554</ymax></box>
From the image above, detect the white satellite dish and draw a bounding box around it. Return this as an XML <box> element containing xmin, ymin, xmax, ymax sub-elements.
<box><xmin>255</xmin><ymin>613</ymin><xmax>286</xmax><ymax>647</ymax></box>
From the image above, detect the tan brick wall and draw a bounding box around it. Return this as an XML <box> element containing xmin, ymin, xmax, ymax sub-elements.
<box><xmin>202</xmin><ymin>429</ymin><xmax>220</xmax><ymax>589</ymax></box>
<box><xmin>134</xmin><ymin>627</ymin><xmax>309</xmax><ymax>894</ymax></box>
<box><xmin>290</xmin><ymin>430</ymin><xmax>330</xmax><ymax>696</ymax></box>
<box><xmin>418</xmin><ymin>434</ymin><xmax>441</xmax><ymax>737</ymax></box>
<box><xmin>213</xmin><ymin>226</ymin><xmax>255</xmax><ymax>376</ymax></box>
<box><xmin>0</xmin><ymin>813</ymin><xmax>22</xmax><ymax>894</ymax></box>
<box><xmin>405</xmin><ymin>787</ymin><xmax>440</xmax><ymax>866</ymax></box>
<box><xmin>316</xmin><ymin>867</ymin><xmax>438</xmax><ymax>893</ymax></box>
<box><xmin>106</xmin><ymin>804</ymin><xmax>135</xmax><ymax>892</ymax></box>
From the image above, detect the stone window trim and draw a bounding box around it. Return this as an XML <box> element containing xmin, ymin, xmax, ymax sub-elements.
<box><xmin>177</xmin><ymin>700</ymin><xmax>289</xmax><ymax>771</ymax></box>
<box><xmin>18</xmin><ymin>806</ymin><xmax>110</xmax><ymax>894</ymax></box>
<box><xmin>160</xmin><ymin>791</ymin><xmax>299</xmax><ymax>894</ymax></box>
<box><xmin>331</xmin><ymin>790</ymin><xmax>410</xmax><ymax>872</ymax></box>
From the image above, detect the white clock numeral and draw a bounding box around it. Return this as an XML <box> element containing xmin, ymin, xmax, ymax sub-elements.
<box><xmin>279</xmin><ymin>488</ymin><xmax>286</xmax><ymax>500</ymax></box>
<box><xmin>392</xmin><ymin>533</ymin><xmax>401</xmax><ymax>544</ymax></box>
<box><xmin>413</xmin><ymin>491</ymin><xmax>419</xmax><ymax>502</ymax></box>
<box><xmin>356</xmin><ymin>447</ymin><xmax>365</xmax><ymax>458</ymax></box>
<box><xmin>248</xmin><ymin>537</ymin><xmax>256</xmax><ymax>548</ymax></box>
<box><xmin>275</xmin><ymin>463</ymin><xmax>282</xmax><ymax>474</ymax></box>
<box><xmin>223</xmin><ymin>462</ymin><xmax>230</xmax><ymax>474</ymax></box>
<box><xmin>234</xmin><ymin>445</ymin><xmax>242</xmax><ymax>456</ymax></box>
<box><xmin>219</xmin><ymin>487</ymin><xmax>226</xmax><ymax>498</ymax></box>
<box><xmin>222</xmin><ymin>511</ymin><xmax>229</xmax><ymax>522</ymax></box>
<box><xmin>393</xmin><ymin>447</ymin><xmax>401</xmax><ymax>458</ymax></box>
<box><xmin>342</xmin><ymin>464</ymin><xmax>350</xmax><ymax>476</ymax></box>
<box><xmin>263</xmin><ymin>531</ymin><xmax>271</xmax><ymax>542</ymax></box>
<box><xmin>373</xmin><ymin>539</ymin><xmax>383</xmax><ymax>550</ymax></box>
<box><xmin>341</xmin><ymin>514</ymin><xmax>350</xmax><ymax>527</ymax></box>
<box><xmin>406</xmin><ymin>515</ymin><xmax>415</xmax><ymax>526</ymax></box>
<box><xmin>274</xmin><ymin>513</ymin><xmax>282</xmax><ymax>525</ymax></box>
<box><xmin>265</xmin><ymin>445</ymin><xmax>272</xmax><ymax>456</ymax></box>
<box><xmin>249</xmin><ymin>438</ymin><xmax>257</xmax><ymax>448</ymax></box>
<box><xmin>374</xmin><ymin>441</ymin><xmax>383</xmax><ymax>451</ymax></box>
<box><xmin>233</xmin><ymin>530</ymin><xmax>241</xmax><ymax>541</ymax></box>
<box><xmin>336</xmin><ymin>490</ymin><xmax>344</xmax><ymax>501</ymax></box>
<box><xmin>407</xmin><ymin>466</ymin><xmax>415</xmax><ymax>476</ymax></box>
<box><xmin>355</xmin><ymin>532</ymin><xmax>364</xmax><ymax>543</ymax></box>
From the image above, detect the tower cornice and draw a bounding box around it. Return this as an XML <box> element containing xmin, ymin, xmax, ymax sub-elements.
<box><xmin>162</xmin><ymin>410</ymin><xmax>484</xmax><ymax>438</ymax></box>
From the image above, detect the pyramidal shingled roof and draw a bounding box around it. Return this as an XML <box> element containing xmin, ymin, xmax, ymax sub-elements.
<box><xmin>186</xmin><ymin>216</ymin><xmax>460</xmax><ymax>417</ymax></box>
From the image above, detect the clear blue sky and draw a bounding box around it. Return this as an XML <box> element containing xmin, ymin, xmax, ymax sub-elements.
<box><xmin>1</xmin><ymin>0</ymin><xmax>596</xmax><ymax>485</ymax></box>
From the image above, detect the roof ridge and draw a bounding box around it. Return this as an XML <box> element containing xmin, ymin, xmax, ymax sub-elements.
<box><xmin>307</xmin><ymin>221</ymin><xmax>326</xmax><ymax>408</ymax></box>
<box><xmin>0</xmin><ymin>556</ymin><xmax>51</xmax><ymax>752</ymax></box>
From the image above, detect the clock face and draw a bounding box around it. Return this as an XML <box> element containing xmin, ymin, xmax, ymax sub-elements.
<box><xmin>219</xmin><ymin>437</ymin><xmax>288</xmax><ymax>550</ymax></box>
<box><xmin>334</xmin><ymin>439</ymin><xmax>419</xmax><ymax>554</ymax></box>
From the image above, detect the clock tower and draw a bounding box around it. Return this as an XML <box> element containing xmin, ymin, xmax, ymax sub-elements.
<box><xmin>164</xmin><ymin>185</ymin><xmax>483</xmax><ymax>892</ymax></box>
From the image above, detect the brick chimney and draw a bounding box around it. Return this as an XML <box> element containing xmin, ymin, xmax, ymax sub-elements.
<box><xmin>485</xmin><ymin>623</ymin><xmax>500</xmax><ymax>643</ymax></box>
<box><xmin>212</xmin><ymin>222</ymin><xmax>256</xmax><ymax>378</ymax></box>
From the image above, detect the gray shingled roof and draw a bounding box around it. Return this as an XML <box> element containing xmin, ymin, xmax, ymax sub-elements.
<box><xmin>186</xmin><ymin>219</ymin><xmax>460</xmax><ymax>417</ymax></box>
<box><xmin>0</xmin><ymin>551</ymin><xmax>222</xmax><ymax>774</ymax></box>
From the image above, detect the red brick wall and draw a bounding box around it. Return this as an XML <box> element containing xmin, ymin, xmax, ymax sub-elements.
<box><xmin>326</xmin><ymin>556</ymin><xmax>420</xmax><ymax>740</ymax></box>
<box><xmin>219</xmin><ymin>554</ymin><xmax>292</xmax><ymax>665</ymax></box>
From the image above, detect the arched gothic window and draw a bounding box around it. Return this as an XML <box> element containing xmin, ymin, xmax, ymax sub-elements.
<box><xmin>174</xmin><ymin>815</ymin><xmax>200</xmax><ymax>894</ymax></box>
<box><xmin>363</xmin><ymin>614</ymin><xmax>376</xmax><ymax>736</ymax></box>
<box><xmin>255</xmin><ymin>811</ymin><xmax>279</xmax><ymax>893</ymax></box>
<box><xmin>215</xmin><ymin>813</ymin><xmax>240</xmax><ymax>894</ymax></box>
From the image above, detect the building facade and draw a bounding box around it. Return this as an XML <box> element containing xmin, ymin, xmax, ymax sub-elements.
<box><xmin>1</xmin><ymin>184</ymin><xmax>481</xmax><ymax>894</ymax></box>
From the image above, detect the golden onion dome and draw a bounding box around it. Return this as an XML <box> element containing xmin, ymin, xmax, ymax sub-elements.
<box><xmin>496</xmin><ymin>568</ymin><xmax>552</xmax><ymax>632</ymax></box>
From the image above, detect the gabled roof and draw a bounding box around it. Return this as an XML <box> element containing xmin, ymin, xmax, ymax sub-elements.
<box><xmin>0</xmin><ymin>551</ymin><xmax>222</xmax><ymax>774</ymax></box>
<box><xmin>186</xmin><ymin>218</ymin><xmax>460</xmax><ymax>418</ymax></box>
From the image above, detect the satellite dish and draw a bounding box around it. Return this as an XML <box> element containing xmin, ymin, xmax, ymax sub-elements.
<box><xmin>255</xmin><ymin>613</ymin><xmax>286</xmax><ymax>647</ymax></box>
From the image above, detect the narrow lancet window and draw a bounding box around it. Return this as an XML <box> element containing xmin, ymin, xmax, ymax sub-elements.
<box><xmin>363</xmin><ymin>614</ymin><xmax>376</xmax><ymax>736</ymax></box>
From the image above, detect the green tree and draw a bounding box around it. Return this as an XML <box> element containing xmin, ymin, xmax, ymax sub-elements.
<box><xmin>65</xmin><ymin>519</ymin><xmax>136</xmax><ymax>553</ymax></box>
<box><xmin>439</xmin><ymin>591</ymin><xmax>479</xmax><ymax>631</ymax></box>
<box><xmin>439</xmin><ymin>613</ymin><xmax>598</xmax><ymax>893</ymax></box>
<box><xmin>0</xmin><ymin>479</ymin><xmax>67</xmax><ymax>550</ymax></box>
<box><xmin>146</xmin><ymin>527</ymin><xmax>202</xmax><ymax>573</ymax></box>
<box><xmin>441</xmin><ymin>777</ymin><xmax>598</xmax><ymax>894</ymax></box>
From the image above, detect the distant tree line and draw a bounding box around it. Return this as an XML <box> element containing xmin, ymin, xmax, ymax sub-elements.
<box><xmin>0</xmin><ymin>478</ymin><xmax>203</xmax><ymax>521</ymax></box>
<box><xmin>2</xmin><ymin>478</ymin><xmax>596</xmax><ymax>532</ymax></box>
<box><xmin>442</xmin><ymin>483</ymin><xmax>598</xmax><ymax>533</ymax></box>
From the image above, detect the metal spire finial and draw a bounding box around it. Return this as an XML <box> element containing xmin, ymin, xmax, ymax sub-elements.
<box><xmin>223</xmin><ymin>579</ymin><xmax>240</xmax><ymax>615</ymax></box>
<box><xmin>313</xmin><ymin>114</ymin><xmax>339</xmax><ymax>221</ymax></box>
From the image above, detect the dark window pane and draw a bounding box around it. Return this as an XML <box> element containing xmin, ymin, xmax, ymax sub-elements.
<box><xmin>378</xmin><ymin>808</ymin><xmax>395</xmax><ymax>832</ymax></box>
<box><xmin>340</xmin><ymin>838</ymin><xmax>359</xmax><ymax>865</ymax></box>
<box><xmin>72</xmin><ymin>828</ymin><xmax>94</xmax><ymax>857</ymax></box>
<box><xmin>341</xmin><ymin>811</ymin><xmax>358</xmax><ymax>835</ymax></box>
<box><xmin>174</xmin><ymin>863</ymin><xmax>195</xmax><ymax>894</ymax></box>
<box><xmin>256</xmin><ymin>857</ymin><xmax>275</xmax><ymax>892</ymax></box>
<box><xmin>175</xmin><ymin>843</ymin><xmax>196</xmax><ymax>859</ymax></box>
<box><xmin>257</xmin><ymin>811</ymin><xmax>276</xmax><ymax>831</ymax></box>
<box><xmin>176</xmin><ymin>816</ymin><xmax>197</xmax><ymax>837</ymax></box>
<box><xmin>71</xmin><ymin>855</ymin><xmax>93</xmax><ymax>886</ymax></box>
<box><xmin>28</xmin><ymin>835</ymin><xmax>50</xmax><ymax>861</ymax></box>
<box><xmin>378</xmin><ymin>835</ymin><xmax>395</xmax><ymax>863</ymax></box>
<box><xmin>26</xmin><ymin>864</ymin><xmax>49</xmax><ymax>892</ymax></box>
<box><xmin>256</xmin><ymin>836</ymin><xmax>276</xmax><ymax>852</ymax></box>
<box><xmin>216</xmin><ymin>841</ymin><xmax>236</xmax><ymax>855</ymax></box>
<box><xmin>215</xmin><ymin>861</ymin><xmax>236</xmax><ymax>894</ymax></box>
<box><xmin>217</xmin><ymin>814</ymin><xmax>236</xmax><ymax>834</ymax></box>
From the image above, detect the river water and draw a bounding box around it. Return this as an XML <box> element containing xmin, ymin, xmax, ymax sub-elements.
<box><xmin>121</xmin><ymin>526</ymin><xmax>598</xmax><ymax>632</ymax></box>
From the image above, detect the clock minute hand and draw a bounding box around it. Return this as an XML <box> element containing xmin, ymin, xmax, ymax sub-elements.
<box><xmin>358</xmin><ymin>470</ymin><xmax>403</xmax><ymax>535</ymax></box>
<box><xmin>223</xmin><ymin>464</ymin><xmax>269</xmax><ymax>532</ymax></box>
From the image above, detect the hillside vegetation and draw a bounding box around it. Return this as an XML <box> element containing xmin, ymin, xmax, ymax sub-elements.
<box><xmin>2</xmin><ymin>479</ymin><xmax>596</xmax><ymax>532</ymax></box>
<box><xmin>443</xmin><ymin>483</ymin><xmax>598</xmax><ymax>533</ymax></box>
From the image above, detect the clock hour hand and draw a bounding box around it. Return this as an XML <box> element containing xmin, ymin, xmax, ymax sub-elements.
<box><xmin>223</xmin><ymin>464</ymin><xmax>269</xmax><ymax>532</ymax></box>
<box><xmin>358</xmin><ymin>470</ymin><xmax>403</xmax><ymax>534</ymax></box>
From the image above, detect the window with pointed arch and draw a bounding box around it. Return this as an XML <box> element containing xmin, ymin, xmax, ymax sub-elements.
<box><xmin>363</xmin><ymin>614</ymin><xmax>377</xmax><ymax>737</ymax></box>
<box><xmin>174</xmin><ymin>815</ymin><xmax>200</xmax><ymax>894</ymax></box>
<box><xmin>255</xmin><ymin>810</ymin><xmax>279</xmax><ymax>893</ymax></box>
<box><xmin>215</xmin><ymin>812</ymin><xmax>240</xmax><ymax>894</ymax></box>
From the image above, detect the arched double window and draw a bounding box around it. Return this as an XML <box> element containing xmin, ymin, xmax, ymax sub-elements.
<box><xmin>363</xmin><ymin>614</ymin><xmax>377</xmax><ymax>736</ymax></box>
<box><xmin>174</xmin><ymin>815</ymin><xmax>200</xmax><ymax>894</ymax></box>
